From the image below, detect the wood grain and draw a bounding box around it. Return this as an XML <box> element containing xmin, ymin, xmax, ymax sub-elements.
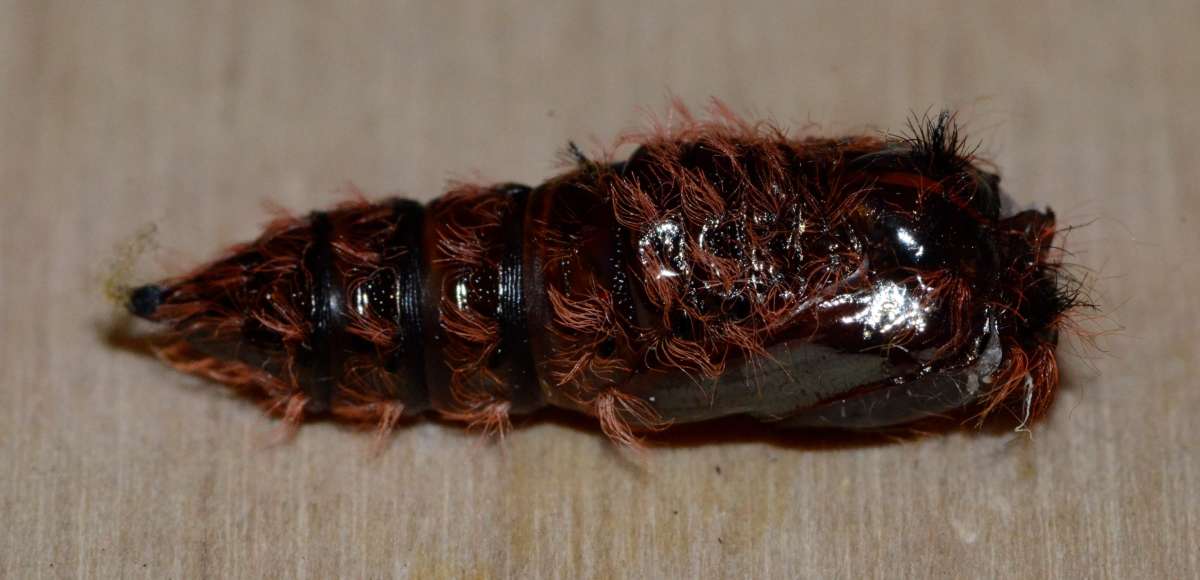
<box><xmin>1</xmin><ymin>1</ymin><xmax>1196</xmax><ymax>578</ymax></box>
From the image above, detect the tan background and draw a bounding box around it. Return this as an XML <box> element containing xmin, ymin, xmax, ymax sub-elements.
<box><xmin>2</xmin><ymin>1</ymin><xmax>1196</xmax><ymax>578</ymax></box>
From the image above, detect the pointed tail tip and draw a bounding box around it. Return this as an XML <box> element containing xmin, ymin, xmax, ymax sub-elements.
<box><xmin>127</xmin><ymin>284</ymin><xmax>165</xmax><ymax>318</ymax></box>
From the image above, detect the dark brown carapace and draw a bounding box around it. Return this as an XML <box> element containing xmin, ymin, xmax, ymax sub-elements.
<box><xmin>127</xmin><ymin>105</ymin><xmax>1081</xmax><ymax>445</ymax></box>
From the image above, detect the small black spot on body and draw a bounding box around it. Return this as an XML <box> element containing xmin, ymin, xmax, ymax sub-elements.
<box><xmin>128</xmin><ymin>284</ymin><xmax>164</xmax><ymax>317</ymax></box>
<box><xmin>597</xmin><ymin>337</ymin><xmax>617</xmax><ymax>357</ymax></box>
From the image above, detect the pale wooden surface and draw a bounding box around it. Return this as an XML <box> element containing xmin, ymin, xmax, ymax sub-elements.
<box><xmin>2</xmin><ymin>1</ymin><xmax>1197</xmax><ymax>578</ymax></box>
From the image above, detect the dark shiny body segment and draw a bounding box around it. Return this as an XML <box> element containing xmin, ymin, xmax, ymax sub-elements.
<box><xmin>524</xmin><ymin>167</ymin><xmax>638</xmax><ymax>413</ymax></box>
<box><xmin>298</xmin><ymin>202</ymin><xmax>434</xmax><ymax>414</ymax></box>
<box><xmin>297</xmin><ymin>212</ymin><xmax>344</xmax><ymax>414</ymax></box>
<box><xmin>419</xmin><ymin>201</ymin><xmax>459</xmax><ymax>414</ymax></box>
<box><xmin>383</xmin><ymin>199</ymin><xmax>431</xmax><ymax>412</ymax></box>
<box><xmin>421</xmin><ymin>184</ymin><xmax>545</xmax><ymax>416</ymax></box>
<box><xmin>493</xmin><ymin>185</ymin><xmax>541</xmax><ymax>413</ymax></box>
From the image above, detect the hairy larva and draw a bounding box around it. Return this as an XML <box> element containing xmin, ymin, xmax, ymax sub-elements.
<box><xmin>126</xmin><ymin>104</ymin><xmax>1082</xmax><ymax>445</ymax></box>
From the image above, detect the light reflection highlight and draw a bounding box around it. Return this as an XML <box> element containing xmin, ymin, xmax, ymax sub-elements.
<box><xmin>820</xmin><ymin>280</ymin><xmax>931</xmax><ymax>341</ymax></box>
